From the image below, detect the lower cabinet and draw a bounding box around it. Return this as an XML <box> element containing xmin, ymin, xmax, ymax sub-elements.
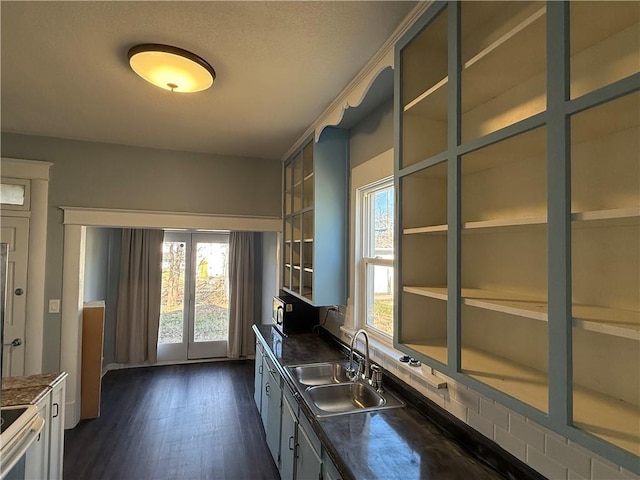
<box><xmin>254</xmin><ymin>344</ymin><xmax>342</xmax><ymax>480</ymax></box>
<box><xmin>24</xmin><ymin>376</ymin><xmax>67</xmax><ymax>480</ymax></box>
<box><xmin>25</xmin><ymin>394</ymin><xmax>50</xmax><ymax>479</ymax></box>
<box><xmin>261</xmin><ymin>354</ymin><xmax>283</xmax><ymax>465</ymax></box>
<box><xmin>254</xmin><ymin>341</ymin><xmax>264</xmax><ymax>412</ymax></box>
<box><xmin>280</xmin><ymin>392</ymin><xmax>321</xmax><ymax>480</ymax></box>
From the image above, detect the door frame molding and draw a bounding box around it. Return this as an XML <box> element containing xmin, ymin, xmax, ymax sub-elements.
<box><xmin>1</xmin><ymin>157</ymin><xmax>52</xmax><ymax>375</ymax></box>
<box><xmin>59</xmin><ymin>206</ymin><xmax>280</xmax><ymax>428</ymax></box>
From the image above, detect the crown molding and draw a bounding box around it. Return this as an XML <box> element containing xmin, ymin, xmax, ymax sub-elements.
<box><xmin>281</xmin><ymin>1</ymin><xmax>433</xmax><ymax>160</ymax></box>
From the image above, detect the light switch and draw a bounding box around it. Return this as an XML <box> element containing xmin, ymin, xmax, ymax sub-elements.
<box><xmin>48</xmin><ymin>299</ymin><xmax>60</xmax><ymax>314</ymax></box>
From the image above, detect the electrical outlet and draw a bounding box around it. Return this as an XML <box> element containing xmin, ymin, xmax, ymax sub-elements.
<box><xmin>48</xmin><ymin>299</ymin><xmax>60</xmax><ymax>314</ymax></box>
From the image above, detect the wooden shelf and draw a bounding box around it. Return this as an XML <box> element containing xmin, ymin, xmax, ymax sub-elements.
<box><xmin>404</xmin><ymin>337</ymin><xmax>640</xmax><ymax>454</ymax></box>
<box><xmin>403</xmin><ymin>208</ymin><xmax>639</xmax><ymax>235</ymax></box>
<box><xmin>404</xmin><ymin>225</ymin><xmax>448</xmax><ymax>235</ymax></box>
<box><xmin>572</xmin><ymin>207</ymin><xmax>640</xmax><ymax>228</ymax></box>
<box><xmin>403</xmin><ymin>286</ymin><xmax>640</xmax><ymax>340</ymax></box>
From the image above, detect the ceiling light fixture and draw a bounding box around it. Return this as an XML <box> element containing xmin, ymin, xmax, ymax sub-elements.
<box><xmin>127</xmin><ymin>44</ymin><xmax>216</xmax><ymax>93</ymax></box>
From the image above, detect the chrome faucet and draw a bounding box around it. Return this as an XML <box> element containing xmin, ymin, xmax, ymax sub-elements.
<box><xmin>348</xmin><ymin>329</ymin><xmax>370</xmax><ymax>381</ymax></box>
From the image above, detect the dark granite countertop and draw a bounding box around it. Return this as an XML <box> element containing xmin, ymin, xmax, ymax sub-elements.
<box><xmin>253</xmin><ymin>325</ymin><xmax>509</xmax><ymax>480</ymax></box>
<box><xmin>1</xmin><ymin>372</ymin><xmax>68</xmax><ymax>407</ymax></box>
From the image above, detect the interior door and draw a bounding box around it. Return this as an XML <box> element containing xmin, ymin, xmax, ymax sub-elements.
<box><xmin>1</xmin><ymin>216</ymin><xmax>29</xmax><ymax>376</ymax></box>
<box><xmin>157</xmin><ymin>231</ymin><xmax>230</xmax><ymax>362</ymax></box>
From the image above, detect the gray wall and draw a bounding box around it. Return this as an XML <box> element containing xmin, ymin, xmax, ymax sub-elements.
<box><xmin>83</xmin><ymin>227</ymin><xmax>110</xmax><ymax>302</ymax></box>
<box><xmin>1</xmin><ymin>132</ymin><xmax>281</xmax><ymax>372</ymax></box>
<box><xmin>348</xmin><ymin>95</ymin><xmax>393</xmax><ymax>169</ymax></box>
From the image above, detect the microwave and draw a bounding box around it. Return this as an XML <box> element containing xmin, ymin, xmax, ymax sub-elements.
<box><xmin>272</xmin><ymin>295</ymin><xmax>319</xmax><ymax>336</ymax></box>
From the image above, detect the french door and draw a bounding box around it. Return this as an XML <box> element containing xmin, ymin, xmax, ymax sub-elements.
<box><xmin>157</xmin><ymin>231</ymin><xmax>230</xmax><ymax>362</ymax></box>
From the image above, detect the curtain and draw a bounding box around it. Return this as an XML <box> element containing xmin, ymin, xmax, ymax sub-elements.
<box><xmin>115</xmin><ymin>229</ymin><xmax>164</xmax><ymax>364</ymax></box>
<box><xmin>227</xmin><ymin>231</ymin><xmax>256</xmax><ymax>359</ymax></box>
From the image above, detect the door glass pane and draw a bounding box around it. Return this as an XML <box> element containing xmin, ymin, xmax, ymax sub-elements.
<box><xmin>194</xmin><ymin>241</ymin><xmax>229</xmax><ymax>342</ymax></box>
<box><xmin>159</xmin><ymin>241</ymin><xmax>186</xmax><ymax>344</ymax></box>
<box><xmin>0</xmin><ymin>183</ymin><xmax>25</xmax><ymax>206</ymax></box>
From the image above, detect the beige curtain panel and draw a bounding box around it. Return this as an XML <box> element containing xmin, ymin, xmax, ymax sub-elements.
<box><xmin>115</xmin><ymin>228</ymin><xmax>164</xmax><ymax>364</ymax></box>
<box><xmin>227</xmin><ymin>231</ymin><xmax>256</xmax><ymax>359</ymax></box>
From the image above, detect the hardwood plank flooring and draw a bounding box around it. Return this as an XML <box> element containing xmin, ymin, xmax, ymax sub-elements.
<box><xmin>64</xmin><ymin>361</ymin><xmax>280</xmax><ymax>480</ymax></box>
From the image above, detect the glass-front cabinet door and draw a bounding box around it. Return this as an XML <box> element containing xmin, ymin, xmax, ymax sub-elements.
<box><xmin>281</xmin><ymin>130</ymin><xmax>348</xmax><ymax>306</ymax></box>
<box><xmin>396</xmin><ymin>0</ymin><xmax>639</xmax><ymax>472</ymax></box>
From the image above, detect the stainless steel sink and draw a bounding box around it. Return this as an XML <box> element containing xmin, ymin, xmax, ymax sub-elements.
<box><xmin>286</xmin><ymin>361</ymin><xmax>405</xmax><ymax>417</ymax></box>
<box><xmin>288</xmin><ymin>362</ymin><xmax>352</xmax><ymax>386</ymax></box>
<box><xmin>303</xmin><ymin>381</ymin><xmax>405</xmax><ymax>417</ymax></box>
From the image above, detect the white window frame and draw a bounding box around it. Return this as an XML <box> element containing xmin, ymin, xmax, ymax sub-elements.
<box><xmin>358</xmin><ymin>177</ymin><xmax>394</xmax><ymax>340</ymax></box>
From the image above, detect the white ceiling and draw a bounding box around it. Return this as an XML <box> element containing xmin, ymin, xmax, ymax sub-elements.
<box><xmin>1</xmin><ymin>1</ymin><xmax>416</xmax><ymax>160</ymax></box>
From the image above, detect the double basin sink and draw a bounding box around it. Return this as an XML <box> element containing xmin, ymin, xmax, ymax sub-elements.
<box><xmin>286</xmin><ymin>361</ymin><xmax>404</xmax><ymax>417</ymax></box>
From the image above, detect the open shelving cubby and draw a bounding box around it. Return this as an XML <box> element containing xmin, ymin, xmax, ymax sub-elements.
<box><xmin>396</xmin><ymin>0</ymin><xmax>639</xmax><ymax>469</ymax></box>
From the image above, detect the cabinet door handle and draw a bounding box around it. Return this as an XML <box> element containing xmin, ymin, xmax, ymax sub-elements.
<box><xmin>258</xmin><ymin>365</ymin><xmax>263</xmax><ymax>374</ymax></box>
<box><xmin>288</xmin><ymin>435</ymin><xmax>295</xmax><ymax>451</ymax></box>
<box><xmin>265</xmin><ymin>383</ymin><xmax>270</xmax><ymax>396</ymax></box>
<box><xmin>52</xmin><ymin>402</ymin><xmax>60</xmax><ymax>418</ymax></box>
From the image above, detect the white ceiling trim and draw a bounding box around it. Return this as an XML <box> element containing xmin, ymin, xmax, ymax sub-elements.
<box><xmin>281</xmin><ymin>1</ymin><xmax>433</xmax><ymax>161</ymax></box>
<box><xmin>60</xmin><ymin>206</ymin><xmax>281</xmax><ymax>232</ymax></box>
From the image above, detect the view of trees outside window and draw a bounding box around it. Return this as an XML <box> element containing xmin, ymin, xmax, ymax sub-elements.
<box><xmin>159</xmin><ymin>240</ymin><xmax>229</xmax><ymax>344</ymax></box>
<box><xmin>366</xmin><ymin>184</ymin><xmax>394</xmax><ymax>336</ymax></box>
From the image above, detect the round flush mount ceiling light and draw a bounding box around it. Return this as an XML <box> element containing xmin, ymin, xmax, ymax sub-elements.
<box><xmin>127</xmin><ymin>44</ymin><xmax>216</xmax><ymax>93</ymax></box>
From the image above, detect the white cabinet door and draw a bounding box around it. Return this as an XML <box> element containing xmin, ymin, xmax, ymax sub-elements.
<box><xmin>264</xmin><ymin>366</ymin><xmax>282</xmax><ymax>466</ymax></box>
<box><xmin>254</xmin><ymin>342</ymin><xmax>264</xmax><ymax>412</ymax></box>
<box><xmin>295</xmin><ymin>421</ymin><xmax>322</xmax><ymax>480</ymax></box>
<box><xmin>280</xmin><ymin>398</ymin><xmax>297</xmax><ymax>480</ymax></box>
<box><xmin>49</xmin><ymin>380</ymin><xmax>66</xmax><ymax>479</ymax></box>
<box><xmin>25</xmin><ymin>393</ymin><xmax>50</xmax><ymax>480</ymax></box>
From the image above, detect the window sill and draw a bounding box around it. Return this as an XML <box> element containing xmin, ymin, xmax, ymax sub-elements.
<box><xmin>339</xmin><ymin>325</ymin><xmax>447</xmax><ymax>390</ymax></box>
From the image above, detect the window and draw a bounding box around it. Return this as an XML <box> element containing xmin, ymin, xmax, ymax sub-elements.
<box><xmin>359</xmin><ymin>178</ymin><xmax>394</xmax><ymax>338</ymax></box>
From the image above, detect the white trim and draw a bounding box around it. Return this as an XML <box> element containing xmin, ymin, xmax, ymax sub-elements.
<box><xmin>60</xmin><ymin>206</ymin><xmax>281</xmax><ymax>232</ymax></box>
<box><xmin>0</xmin><ymin>158</ymin><xmax>53</xmax><ymax>180</ymax></box>
<box><xmin>24</xmin><ymin>179</ymin><xmax>48</xmax><ymax>374</ymax></box>
<box><xmin>281</xmin><ymin>1</ymin><xmax>433</xmax><ymax>159</ymax></box>
<box><xmin>61</xmin><ymin>225</ymin><xmax>85</xmax><ymax>429</ymax></box>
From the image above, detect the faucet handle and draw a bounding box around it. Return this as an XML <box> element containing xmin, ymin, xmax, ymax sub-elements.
<box><xmin>357</xmin><ymin>357</ymin><xmax>366</xmax><ymax>378</ymax></box>
<box><xmin>370</xmin><ymin>364</ymin><xmax>383</xmax><ymax>392</ymax></box>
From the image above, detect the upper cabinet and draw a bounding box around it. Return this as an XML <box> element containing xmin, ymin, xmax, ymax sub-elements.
<box><xmin>396</xmin><ymin>0</ymin><xmax>639</xmax><ymax>471</ymax></box>
<box><xmin>282</xmin><ymin>128</ymin><xmax>349</xmax><ymax>306</ymax></box>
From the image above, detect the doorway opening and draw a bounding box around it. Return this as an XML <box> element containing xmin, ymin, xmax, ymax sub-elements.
<box><xmin>158</xmin><ymin>232</ymin><xmax>230</xmax><ymax>362</ymax></box>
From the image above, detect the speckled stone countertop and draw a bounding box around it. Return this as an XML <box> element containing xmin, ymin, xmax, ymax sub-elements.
<box><xmin>2</xmin><ymin>372</ymin><xmax>67</xmax><ymax>407</ymax></box>
<box><xmin>254</xmin><ymin>325</ymin><xmax>543</xmax><ymax>480</ymax></box>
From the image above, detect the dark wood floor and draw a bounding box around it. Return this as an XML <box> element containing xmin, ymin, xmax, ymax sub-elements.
<box><xmin>64</xmin><ymin>361</ymin><xmax>280</xmax><ymax>480</ymax></box>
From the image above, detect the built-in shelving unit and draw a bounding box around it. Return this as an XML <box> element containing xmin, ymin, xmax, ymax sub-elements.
<box><xmin>282</xmin><ymin>129</ymin><xmax>348</xmax><ymax>306</ymax></box>
<box><xmin>396</xmin><ymin>0</ymin><xmax>639</xmax><ymax>469</ymax></box>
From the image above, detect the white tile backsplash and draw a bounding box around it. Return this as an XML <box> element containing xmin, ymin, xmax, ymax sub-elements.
<box><xmin>546</xmin><ymin>436</ymin><xmax>591</xmax><ymax>480</ymax></box>
<box><xmin>528</xmin><ymin>445</ymin><xmax>568</xmax><ymax>480</ymax></box>
<box><xmin>468</xmin><ymin>408</ymin><xmax>495</xmax><ymax>440</ymax></box>
<box><xmin>480</xmin><ymin>397</ymin><xmax>509</xmax><ymax>430</ymax></box>
<box><xmin>592</xmin><ymin>458</ymin><xmax>636</xmax><ymax>480</ymax></box>
<box><xmin>509</xmin><ymin>414</ymin><xmax>545</xmax><ymax>452</ymax></box>
<box><xmin>495</xmin><ymin>426</ymin><xmax>527</xmax><ymax>462</ymax></box>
